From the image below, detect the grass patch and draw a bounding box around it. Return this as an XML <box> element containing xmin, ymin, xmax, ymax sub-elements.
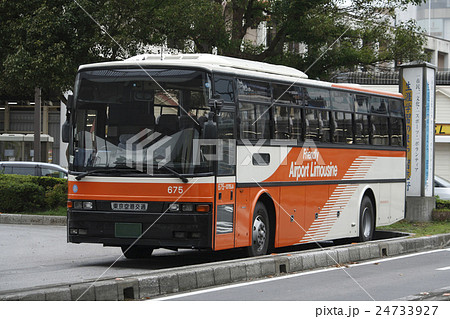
<box><xmin>379</xmin><ymin>220</ymin><xmax>450</xmax><ymax>237</ymax></box>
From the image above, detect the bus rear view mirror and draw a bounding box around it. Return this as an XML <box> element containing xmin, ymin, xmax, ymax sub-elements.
<box><xmin>62</xmin><ymin>120</ymin><xmax>70</xmax><ymax>143</ymax></box>
<box><xmin>62</xmin><ymin>95</ymin><xmax>73</xmax><ymax>143</ymax></box>
<box><xmin>203</xmin><ymin>112</ymin><xmax>218</xmax><ymax>139</ymax></box>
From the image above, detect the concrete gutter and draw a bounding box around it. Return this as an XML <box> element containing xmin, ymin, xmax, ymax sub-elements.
<box><xmin>0</xmin><ymin>213</ymin><xmax>66</xmax><ymax>226</ymax></box>
<box><xmin>0</xmin><ymin>230</ymin><xmax>449</xmax><ymax>301</ymax></box>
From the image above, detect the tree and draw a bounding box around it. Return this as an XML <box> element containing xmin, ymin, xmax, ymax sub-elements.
<box><xmin>0</xmin><ymin>0</ymin><xmax>164</xmax><ymax>100</ymax></box>
<box><xmin>0</xmin><ymin>0</ymin><xmax>429</xmax><ymax>100</ymax></box>
<box><xmin>210</xmin><ymin>0</ymin><xmax>428</xmax><ymax>79</ymax></box>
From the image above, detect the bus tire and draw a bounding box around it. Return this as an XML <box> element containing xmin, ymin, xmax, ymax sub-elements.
<box><xmin>359</xmin><ymin>196</ymin><xmax>375</xmax><ymax>242</ymax></box>
<box><xmin>121</xmin><ymin>245</ymin><xmax>154</xmax><ymax>259</ymax></box>
<box><xmin>247</xmin><ymin>202</ymin><xmax>270</xmax><ymax>257</ymax></box>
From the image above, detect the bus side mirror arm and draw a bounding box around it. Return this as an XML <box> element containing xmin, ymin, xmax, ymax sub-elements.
<box><xmin>208</xmin><ymin>95</ymin><xmax>224</xmax><ymax>112</ymax></box>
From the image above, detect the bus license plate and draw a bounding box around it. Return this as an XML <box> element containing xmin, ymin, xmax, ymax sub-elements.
<box><xmin>115</xmin><ymin>223</ymin><xmax>142</xmax><ymax>238</ymax></box>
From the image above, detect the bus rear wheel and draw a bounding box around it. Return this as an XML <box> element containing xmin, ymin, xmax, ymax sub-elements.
<box><xmin>121</xmin><ymin>245</ymin><xmax>154</xmax><ymax>259</ymax></box>
<box><xmin>247</xmin><ymin>202</ymin><xmax>270</xmax><ymax>257</ymax></box>
<box><xmin>359</xmin><ymin>196</ymin><xmax>375</xmax><ymax>242</ymax></box>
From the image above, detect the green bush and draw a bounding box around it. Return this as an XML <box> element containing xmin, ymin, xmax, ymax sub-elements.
<box><xmin>45</xmin><ymin>183</ymin><xmax>68</xmax><ymax>209</ymax></box>
<box><xmin>436</xmin><ymin>197</ymin><xmax>450</xmax><ymax>210</ymax></box>
<box><xmin>0</xmin><ymin>174</ymin><xmax>67</xmax><ymax>213</ymax></box>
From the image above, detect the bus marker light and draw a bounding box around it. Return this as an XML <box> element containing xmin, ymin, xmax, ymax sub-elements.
<box><xmin>83</xmin><ymin>201</ymin><xmax>94</xmax><ymax>210</ymax></box>
<box><xmin>196</xmin><ymin>205</ymin><xmax>210</xmax><ymax>212</ymax></box>
<box><xmin>67</xmin><ymin>201</ymin><xmax>73</xmax><ymax>208</ymax></box>
<box><xmin>74</xmin><ymin>201</ymin><xmax>83</xmax><ymax>210</ymax></box>
<box><xmin>182</xmin><ymin>204</ymin><xmax>194</xmax><ymax>212</ymax></box>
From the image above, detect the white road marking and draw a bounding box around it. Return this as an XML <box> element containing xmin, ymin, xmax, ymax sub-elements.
<box><xmin>436</xmin><ymin>266</ymin><xmax>450</xmax><ymax>271</ymax></box>
<box><xmin>152</xmin><ymin>248</ymin><xmax>449</xmax><ymax>301</ymax></box>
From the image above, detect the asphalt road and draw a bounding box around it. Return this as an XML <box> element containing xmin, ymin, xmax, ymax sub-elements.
<box><xmin>156</xmin><ymin>248</ymin><xmax>450</xmax><ymax>301</ymax></box>
<box><xmin>0</xmin><ymin>224</ymin><xmax>328</xmax><ymax>293</ymax></box>
<box><xmin>0</xmin><ymin>223</ymin><xmax>409</xmax><ymax>295</ymax></box>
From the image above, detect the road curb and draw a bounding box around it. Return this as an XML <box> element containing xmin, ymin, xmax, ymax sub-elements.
<box><xmin>1</xmin><ymin>232</ymin><xmax>449</xmax><ymax>301</ymax></box>
<box><xmin>0</xmin><ymin>213</ymin><xmax>66</xmax><ymax>226</ymax></box>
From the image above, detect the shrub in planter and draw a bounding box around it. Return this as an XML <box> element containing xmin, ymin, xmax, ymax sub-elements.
<box><xmin>434</xmin><ymin>196</ymin><xmax>450</xmax><ymax>221</ymax></box>
<box><xmin>0</xmin><ymin>174</ymin><xmax>68</xmax><ymax>213</ymax></box>
<box><xmin>0</xmin><ymin>180</ymin><xmax>46</xmax><ymax>213</ymax></box>
<box><xmin>45</xmin><ymin>183</ymin><xmax>68</xmax><ymax>209</ymax></box>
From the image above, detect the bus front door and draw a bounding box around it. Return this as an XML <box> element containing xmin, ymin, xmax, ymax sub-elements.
<box><xmin>214</xmin><ymin>176</ymin><xmax>236</xmax><ymax>250</ymax></box>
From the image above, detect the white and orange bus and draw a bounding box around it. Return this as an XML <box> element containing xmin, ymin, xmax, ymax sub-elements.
<box><xmin>64</xmin><ymin>54</ymin><xmax>405</xmax><ymax>258</ymax></box>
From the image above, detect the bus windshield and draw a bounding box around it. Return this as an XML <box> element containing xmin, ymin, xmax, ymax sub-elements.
<box><xmin>70</xmin><ymin>68</ymin><xmax>213</xmax><ymax>176</ymax></box>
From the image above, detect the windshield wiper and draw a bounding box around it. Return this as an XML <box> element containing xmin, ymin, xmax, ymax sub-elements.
<box><xmin>75</xmin><ymin>168</ymin><xmax>143</xmax><ymax>181</ymax></box>
<box><xmin>159</xmin><ymin>165</ymin><xmax>188</xmax><ymax>183</ymax></box>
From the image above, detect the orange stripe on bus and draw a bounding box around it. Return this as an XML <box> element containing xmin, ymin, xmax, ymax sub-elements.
<box><xmin>68</xmin><ymin>181</ymin><xmax>214</xmax><ymax>202</ymax></box>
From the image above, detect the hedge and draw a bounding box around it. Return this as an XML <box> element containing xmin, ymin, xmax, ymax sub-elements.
<box><xmin>0</xmin><ymin>174</ymin><xmax>67</xmax><ymax>213</ymax></box>
<box><xmin>436</xmin><ymin>197</ymin><xmax>450</xmax><ymax>210</ymax></box>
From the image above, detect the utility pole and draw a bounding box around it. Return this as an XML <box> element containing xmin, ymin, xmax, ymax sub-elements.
<box><xmin>34</xmin><ymin>87</ymin><xmax>41</xmax><ymax>162</ymax></box>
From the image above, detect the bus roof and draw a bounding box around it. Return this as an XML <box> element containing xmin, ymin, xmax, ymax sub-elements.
<box><xmin>78</xmin><ymin>54</ymin><xmax>403</xmax><ymax>99</ymax></box>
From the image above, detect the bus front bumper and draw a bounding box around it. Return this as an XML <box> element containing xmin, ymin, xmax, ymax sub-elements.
<box><xmin>67</xmin><ymin>210</ymin><xmax>213</xmax><ymax>249</ymax></box>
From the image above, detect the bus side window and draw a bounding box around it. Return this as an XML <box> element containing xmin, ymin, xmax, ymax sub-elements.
<box><xmin>371</xmin><ymin>115</ymin><xmax>389</xmax><ymax>146</ymax></box>
<box><xmin>291</xmin><ymin>107</ymin><xmax>303</xmax><ymax>142</ymax></box>
<box><xmin>354</xmin><ymin>114</ymin><xmax>369</xmax><ymax>145</ymax></box>
<box><xmin>319</xmin><ymin>110</ymin><xmax>331</xmax><ymax>143</ymax></box>
<box><xmin>304</xmin><ymin>109</ymin><xmax>330</xmax><ymax>142</ymax></box>
<box><xmin>390</xmin><ymin>117</ymin><xmax>404</xmax><ymax>146</ymax></box>
<box><xmin>239</xmin><ymin>102</ymin><xmax>256</xmax><ymax>139</ymax></box>
<box><xmin>333</xmin><ymin>111</ymin><xmax>353</xmax><ymax>144</ymax></box>
<box><xmin>239</xmin><ymin>102</ymin><xmax>270</xmax><ymax>140</ymax></box>
<box><xmin>214</xmin><ymin>77</ymin><xmax>235</xmax><ymax>103</ymax></box>
<box><xmin>304</xmin><ymin>108</ymin><xmax>318</xmax><ymax>141</ymax></box>
<box><xmin>274</xmin><ymin>106</ymin><xmax>291</xmax><ymax>139</ymax></box>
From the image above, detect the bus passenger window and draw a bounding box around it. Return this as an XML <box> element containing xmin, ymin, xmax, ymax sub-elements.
<box><xmin>390</xmin><ymin>117</ymin><xmax>404</xmax><ymax>146</ymax></box>
<box><xmin>304</xmin><ymin>108</ymin><xmax>318</xmax><ymax>141</ymax></box>
<box><xmin>274</xmin><ymin>106</ymin><xmax>291</xmax><ymax>139</ymax></box>
<box><xmin>239</xmin><ymin>102</ymin><xmax>256</xmax><ymax>139</ymax></box>
<box><xmin>291</xmin><ymin>107</ymin><xmax>303</xmax><ymax>142</ymax></box>
<box><xmin>371</xmin><ymin>115</ymin><xmax>389</xmax><ymax>145</ymax></box>
<box><xmin>255</xmin><ymin>104</ymin><xmax>270</xmax><ymax>139</ymax></box>
<box><xmin>355</xmin><ymin>95</ymin><xmax>369</xmax><ymax>113</ymax></box>
<box><xmin>333</xmin><ymin>111</ymin><xmax>353</xmax><ymax>144</ymax></box>
<box><xmin>370</xmin><ymin>97</ymin><xmax>388</xmax><ymax>114</ymax></box>
<box><xmin>305</xmin><ymin>109</ymin><xmax>330</xmax><ymax>143</ymax></box>
<box><xmin>304</xmin><ymin>87</ymin><xmax>330</xmax><ymax>108</ymax></box>
<box><xmin>354</xmin><ymin>114</ymin><xmax>369</xmax><ymax>145</ymax></box>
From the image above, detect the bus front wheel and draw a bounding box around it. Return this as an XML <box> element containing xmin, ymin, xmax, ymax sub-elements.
<box><xmin>121</xmin><ymin>245</ymin><xmax>154</xmax><ymax>259</ymax></box>
<box><xmin>247</xmin><ymin>202</ymin><xmax>270</xmax><ymax>257</ymax></box>
<box><xmin>359</xmin><ymin>196</ymin><xmax>375</xmax><ymax>242</ymax></box>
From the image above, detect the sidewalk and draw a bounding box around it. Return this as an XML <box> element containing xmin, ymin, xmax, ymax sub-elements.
<box><xmin>0</xmin><ymin>213</ymin><xmax>66</xmax><ymax>226</ymax></box>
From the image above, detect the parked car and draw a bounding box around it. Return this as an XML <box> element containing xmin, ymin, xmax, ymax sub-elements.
<box><xmin>435</xmin><ymin>175</ymin><xmax>450</xmax><ymax>201</ymax></box>
<box><xmin>0</xmin><ymin>161</ymin><xmax>67</xmax><ymax>179</ymax></box>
